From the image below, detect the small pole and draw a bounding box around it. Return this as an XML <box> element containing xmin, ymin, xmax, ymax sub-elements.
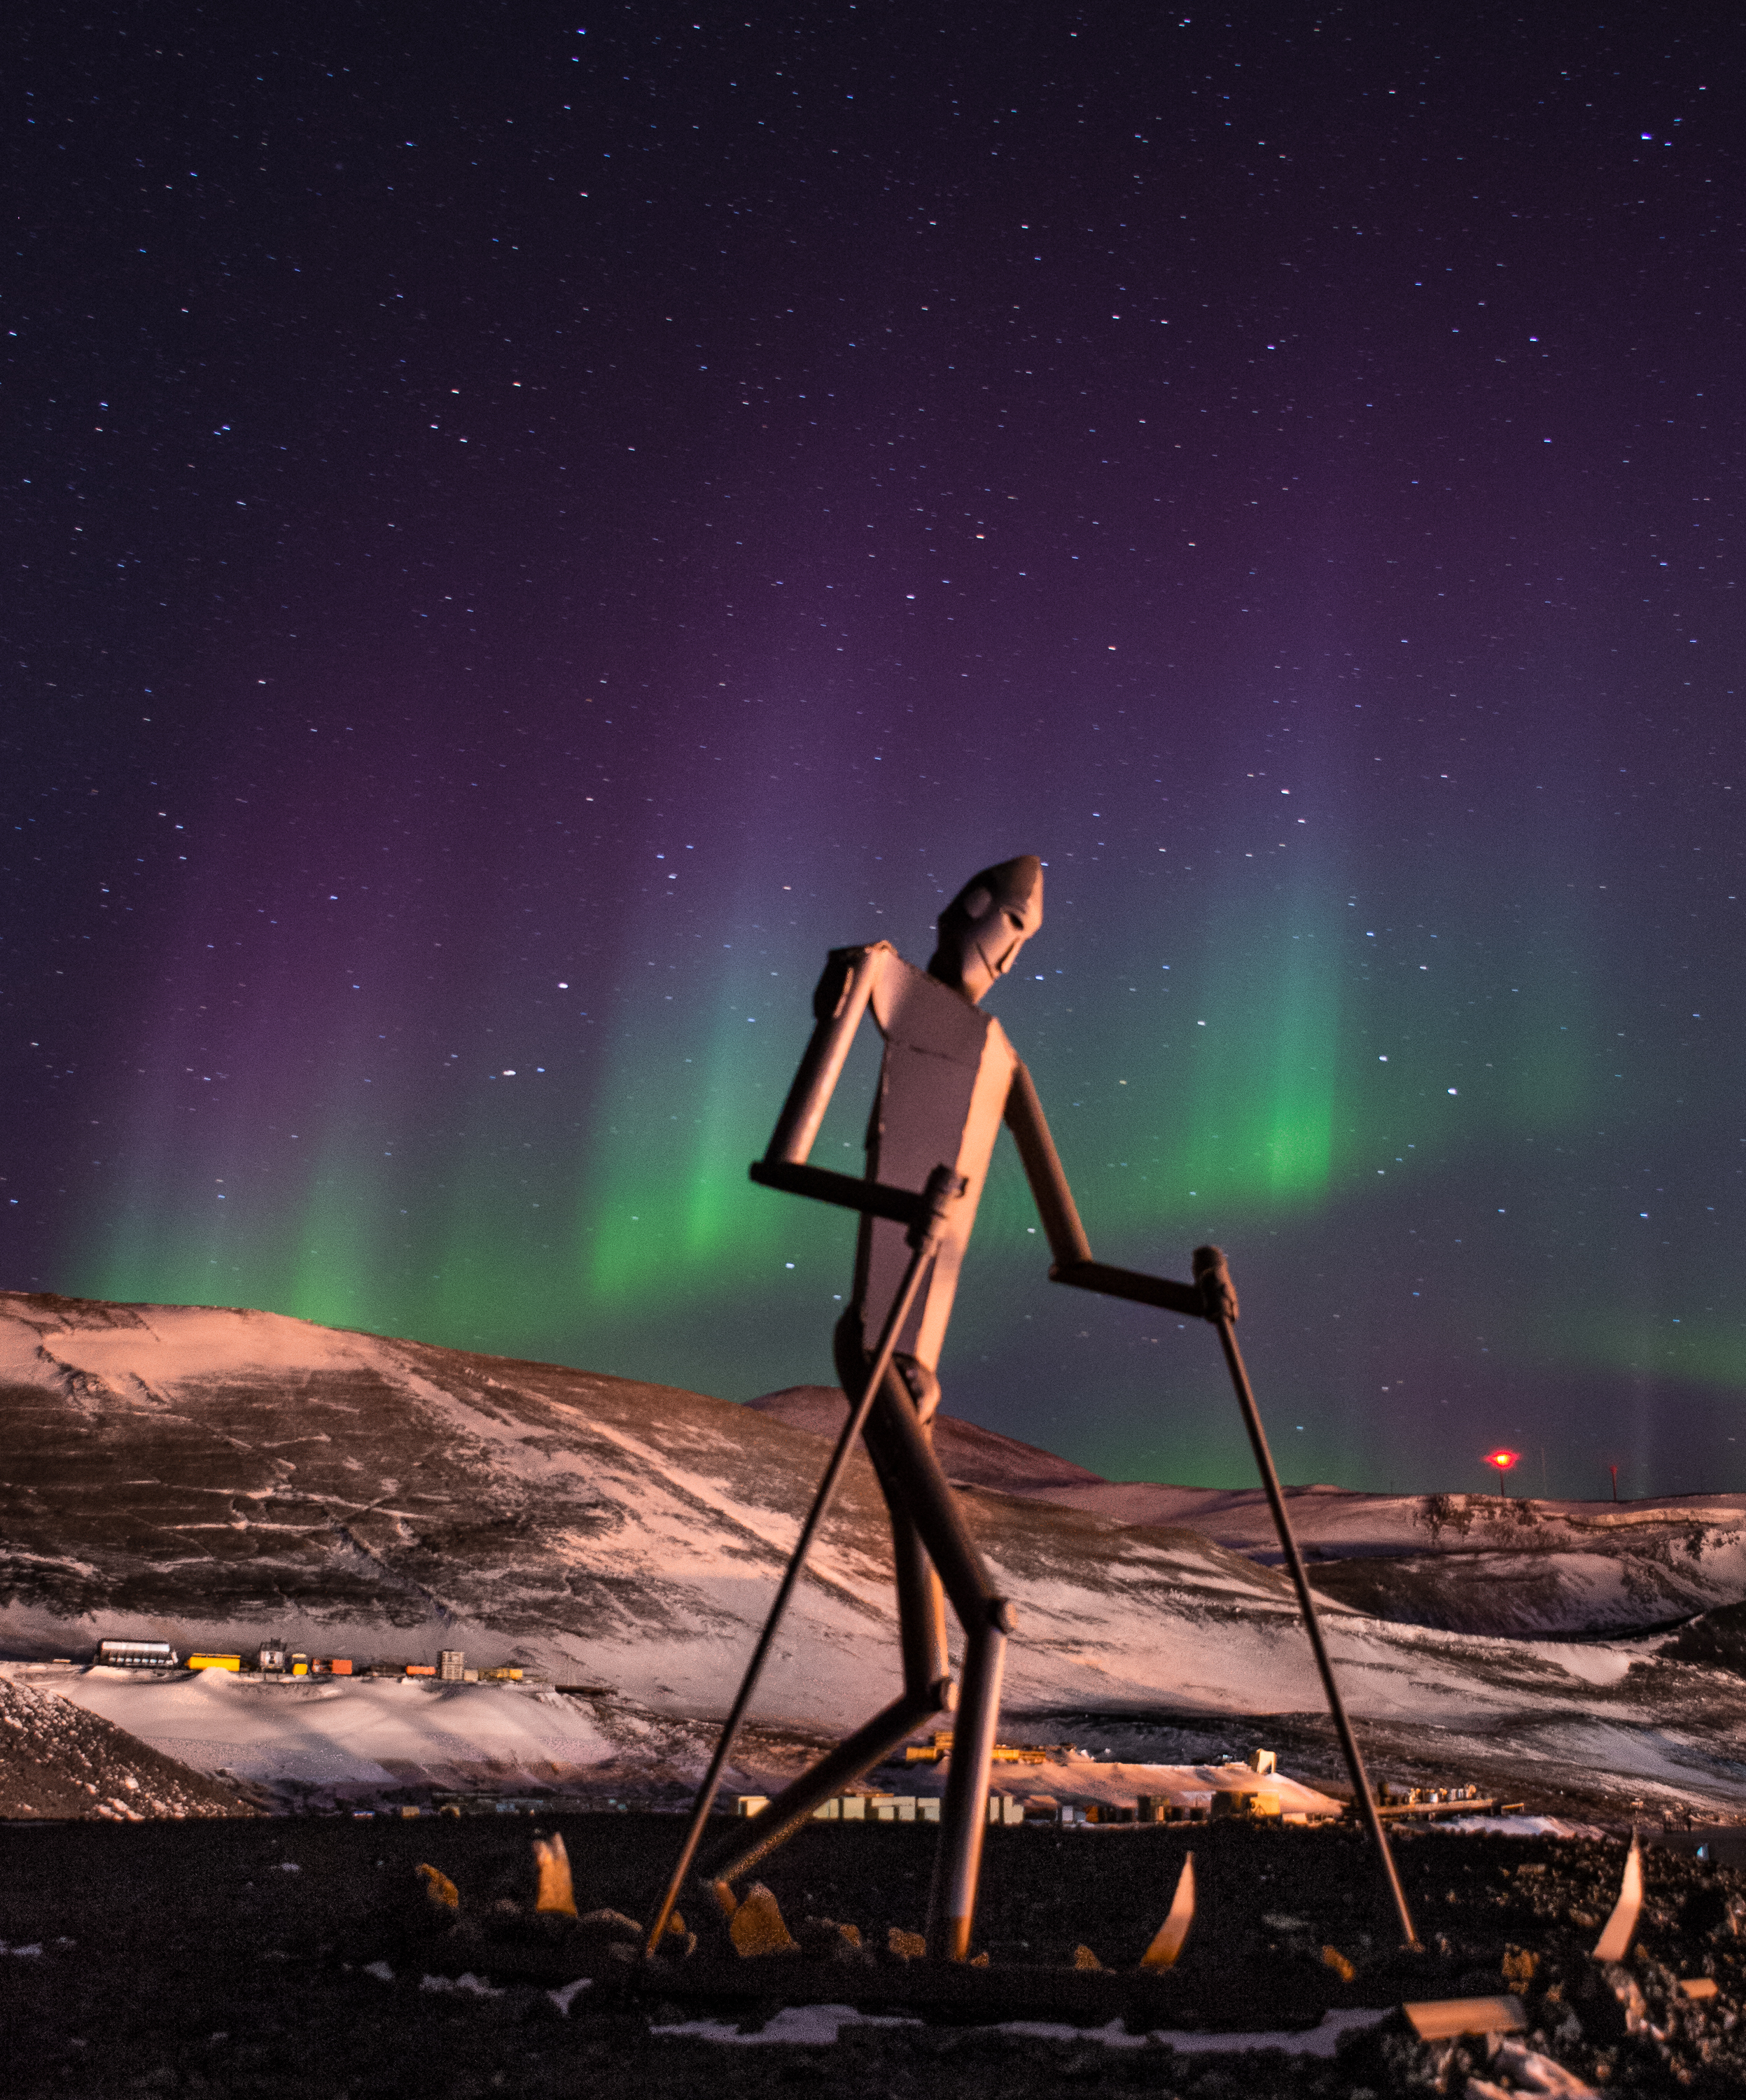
<box><xmin>1610</xmin><ymin>1463</ymin><xmax>1619</xmax><ymax>1504</ymax></box>
<box><xmin>1192</xmin><ymin>1247</ymin><xmax>1420</xmax><ymax>1951</ymax></box>
<box><xmin>1483</xmin><ymin>1448</ymin><xmax>1519</xmax><ymax>1499</ymax></box>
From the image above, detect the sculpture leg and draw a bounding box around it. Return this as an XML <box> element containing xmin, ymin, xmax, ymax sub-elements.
<box><xmin>699</xmin><ymin>1686</ymin><xmax>944</xmax><ymax>1886</ymax></box>
<box><xmin>706</xmin><ymin>1371</ymin><xmax>956</xmax><ymax>1888</ymax></box>
<box><xmin>894</xmin><ymin>1506</ymin><xmax>951</xmax><ymax>1695</ymax></box>
<box><xmin>846</xmin><ymin>1344</ymin><xmax>1014</xmax><ymax>1962</ymax></box>
<box><xmin>929</xmin><ymin>1611</ymin><xmax>1007</xmax><ymax>1961</ymax></box>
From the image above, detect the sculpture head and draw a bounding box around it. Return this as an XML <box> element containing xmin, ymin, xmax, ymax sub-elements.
<box><xmin>928</xmin><ymin>855</ymin><xmax>1044</xmax><ymax>1004</ymax></box>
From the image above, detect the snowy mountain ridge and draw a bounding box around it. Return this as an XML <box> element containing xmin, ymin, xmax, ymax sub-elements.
<box><xmin>4</xmin><ymin>1291</ymin><xmax>1745</xmax><ymax>1817</ymax></box>
<box><xmin>748</xmin><ymin>1386</ymin><xmax>1746</xmax><ymax>1637</ymax></box>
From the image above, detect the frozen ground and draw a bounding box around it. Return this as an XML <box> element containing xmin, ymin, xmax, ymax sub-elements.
<box><xmin>2</xmin><ymin>1659</ymin><xmax>1348</xmax><ymax>1818</ymax></box>
<box><xmin>3</xmin><ymin>1292</ymin><xmax>1745</xmax><ymax>1819</ymax></box>
<box><xmin>4</xmin><ymin>1665</ymin><xmax>622</xmax><ymax>1805</ymax></box>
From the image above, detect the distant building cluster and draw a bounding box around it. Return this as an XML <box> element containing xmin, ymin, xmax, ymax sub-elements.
<box><xmin>92</xmin><ymin>1638</ymin><xmax>551</xmax><ymax>1685</ymax></box>
<box><xmin>731</xmin><ymin>1745</ymin><xmax>1350</xmax><ymax>1830</ymax></box>
<box><xmin>731</xmin><ymin>1788</ymin><xmax>1255</xmax><ymax>1828</ymax></box>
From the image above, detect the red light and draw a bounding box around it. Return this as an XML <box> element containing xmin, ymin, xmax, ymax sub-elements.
<box><xmin>1483</xmin><ymin>1448</ymin><xmax>1520</xmax><ymax>1473</ymax></box>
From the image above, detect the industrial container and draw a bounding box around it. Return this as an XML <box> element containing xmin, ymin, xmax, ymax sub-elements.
<box><xmin>97</xmin><ymin>1639</ymin><xmax>179</xmax><ymax>1667</ymax></box>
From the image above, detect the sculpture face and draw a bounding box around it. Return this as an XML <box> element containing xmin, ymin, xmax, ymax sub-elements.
<box><xmin>928</xmin><ymin>855</ymin><xmax>1044</xmax><ymax>1004</ymax></box>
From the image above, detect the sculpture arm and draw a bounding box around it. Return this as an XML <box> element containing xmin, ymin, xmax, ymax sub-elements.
<box><xmin>750</xmin><ymin>944</ymin><xmax>928</xmax><ymax>1227</ymax></box>
<box><xmin>1003</xmin><ymin>1058</ymin><xmax>1092</xmax><ymax>1266</ymax></box>
<box><xmin>762</xmin><ymin>944</ymin><xmax>886</xmax><ymax>1166</ymax></box>
<box><xmin>1004</xmin><ymin>1059</ymin><xmax>1211</xmax><ymax>1322</ymax></box>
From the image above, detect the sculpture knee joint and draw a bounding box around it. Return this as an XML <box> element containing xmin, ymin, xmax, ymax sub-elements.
<box><xmin>897</xmin><ymin>1354</ymin><xmax>942</xmax><ymax>1424</ymax></box>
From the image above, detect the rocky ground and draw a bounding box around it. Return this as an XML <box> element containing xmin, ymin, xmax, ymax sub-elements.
<box><xmin>4</xmin><ymin>1809</ymin><xmax>1745</xmax><ymax>2097</ymax></box>
<box><xmin>0</xmin><ymin>1672</ymin><xmax>260</xmax><ymax>1821</ymax></box>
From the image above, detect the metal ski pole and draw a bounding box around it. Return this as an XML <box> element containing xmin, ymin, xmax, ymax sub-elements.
<box><xmin>1192</xmin><ymin>1245</ymin><xmax>1420</xmax><ymax>1952</ymax></box>
<box><xmin>644</xmin><ymin>1163</ymin><xmax>966</xmax><ymax>1960</ymax></box>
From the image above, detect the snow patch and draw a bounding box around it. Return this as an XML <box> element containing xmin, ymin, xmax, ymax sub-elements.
<box><xmin>1525</xmin><ymin>1643</ymin><xmax>1637</xmax><ymax>1687</ymax></box>
<box><xmin>647</xmin><ymin>2003</ymin><xmax>1391</xmax><ymax>2053</ymax></box>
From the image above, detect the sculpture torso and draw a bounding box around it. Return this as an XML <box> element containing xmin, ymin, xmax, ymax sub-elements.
<box><xmin>850</xmin><ymin>948</ymin><xmax>1017</xmax><ymax>1371</ymax></box>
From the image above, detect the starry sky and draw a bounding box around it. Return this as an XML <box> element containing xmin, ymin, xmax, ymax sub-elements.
<box><xmin>5</xmin><ymin>6</ymin><xmax>1742</xmax><ymax>1500</ymax></box>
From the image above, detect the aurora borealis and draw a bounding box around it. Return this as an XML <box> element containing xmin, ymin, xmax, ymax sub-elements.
<box><xmin>5</xmin><ymin>8</ymin><xmax>1741</xmax><ymax>1499</ymax></box>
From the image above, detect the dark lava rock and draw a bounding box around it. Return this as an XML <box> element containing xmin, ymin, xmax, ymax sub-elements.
<box><xmin>6</xmin><ymin>1811</ymin><xmax>1746</xmax><ymax>2097</ymax></box>
<box><xmin>1659</xmin><ymin>1597</ymin><xmax>1746</xmax><ymax>1676</ymax></box>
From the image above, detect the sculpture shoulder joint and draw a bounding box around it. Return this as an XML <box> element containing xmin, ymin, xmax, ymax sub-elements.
<box><xmin>813</xmin><ymin>941</ymin><xmax>893</xmax><ymax>1021</ymax></box>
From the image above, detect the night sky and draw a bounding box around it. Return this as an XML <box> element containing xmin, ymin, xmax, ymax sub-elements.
<box><xmin>5</xmin><ymin>6</ymin><xmax>1741</xmax><ymax>1499</ymax></box>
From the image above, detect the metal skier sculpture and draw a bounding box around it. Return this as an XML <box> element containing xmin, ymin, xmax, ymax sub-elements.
<box><xmin>648</xmin><ymin>856</ymin><xmax>1418</xmax><ymax>1965</ymax></box>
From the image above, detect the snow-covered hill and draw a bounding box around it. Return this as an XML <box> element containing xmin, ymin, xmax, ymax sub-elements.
<box><xmin>1</xmin><ymin>1291</ymin><xmax>1334</xmax><ymax>1721</ymax></box>
<box><xmin>4</xmin><ymin>1292</ymin><xmax>1745</xmax><ymax>1817</ymax></box>
<box><xmin>753</xmin><ymin>1387</ymin><xmax>1746</xmax><ymax>1639</ymax></box>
